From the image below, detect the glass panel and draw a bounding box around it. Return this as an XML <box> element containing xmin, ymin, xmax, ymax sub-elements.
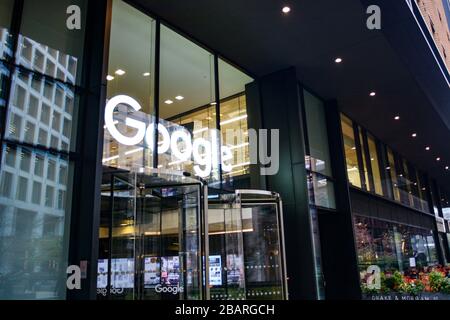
<box><xmin>159</xmin><ymin>24</ymin><xmax>217</xmax><ymax>182</ymax></box>
<box><xmin>5</xmin><ymin>69</ymin><xmax>78</xmax><ymax>152</ymax></box>
<box><xmin>367</xmin><ymin>134</ymin><xmax>383</xmax><ymax>196</ymax></box>
<box><xmin>102</xmin><ymin>0</ymin><xmax>156</xmax><ymax>171</ymax></box>
<box><xmin>307</xmin><ymin>173</ymin><xmax>336</xmax><ymax>209</ymax></box>
<box><xmin>97</xmin><ymin>170</ymin><xmax>203</xmax><ymax>300</ymax></box>
<box><xmin>441</xmin><ymin>191</ymin><xmax>450</xmax><ymax>220</ymax></box>
<box><xmin>0</xmin><ymin>0</ymin><xmax>14</xmax><ymax>60</ymax></box>
<box><xmin>0</xmin><ymin>61</ymin><xmax>10</xmax><ymax>133</ymax></box>
<box><xmin>17</xmin><ymin>0</ymin><xmax>87</xmax><ymax>85</ymax></box>
<box><xmin>220</xmin><ymin>94</ymin><xmax>250</xmax><ymax>184</ymax></box>
<box><xmin>208</xmin><ymin>204</ymin><xmax>246</xmax><ymax>300</ymax></box>
<box><xmin>387</xmin><ymin>147</ymin><xmax>401</xmax><ymax>202</ymax></box>
<box><xmin>304</xmin><ymin>90</ymin><xmax>332</xmax><ymax>177</ymax></box>
<box><xmin>219</xmin><ymin>58</ymin><xmax>253</xmax><ymax>188</ymax></box>
<box><xmin>341</xmin><ymin>114</ymin><xmax>361</xmax><ymax>188</ymax></box>
<box><xmin>242</xmin><ymin>204</ymin><xmax>284</xmax><ymax>300</ymax></box>
<box><xmin>358</xmin><ymin>128</ymin><xmax>371</xmax><ymax>191</ymax></box>
<box><xmin>0</xmin><ymin>143</ymin><xmax>73</xmax><ymax>299</ymax></box>
<box><xmin>354</xmin><ymin>216</ymin><xmax>439</xmax><ymax>296</ymax></box>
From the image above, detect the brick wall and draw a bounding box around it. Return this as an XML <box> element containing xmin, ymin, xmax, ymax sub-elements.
<box><xmin>416</xmin><ymin>0</ymin><xmax>450</xmax><ymax>71</ymax></box>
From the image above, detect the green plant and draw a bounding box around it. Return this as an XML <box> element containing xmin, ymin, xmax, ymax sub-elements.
<box><xmin>401</xmin><ymin>280</ymin><xmax>425</xmax><ymax>296</ymax></box>
<box><xmin>440</xmin><ymin>278</ymin><xmax>450</xmax><ymax>294</ymax></box>
<box><xmin>429</xmin><ymin>271</ymin><xmax>445</xmax><ymax>293</ymax></box>
<box><xmin>383</xmin><ymin>271</ymin><xmax>404</xmax><ymax>292</ymax></box>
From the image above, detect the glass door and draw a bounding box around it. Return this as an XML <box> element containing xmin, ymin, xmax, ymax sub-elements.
<box><xmin>97</xmin><ymin>168</ymin><xmax>204</xmax><ymax>300</ymax></box>
<box><xmin>207</xmin><ymin>190</ymin><xmax>288</xmax><ymax>300</ymax></box>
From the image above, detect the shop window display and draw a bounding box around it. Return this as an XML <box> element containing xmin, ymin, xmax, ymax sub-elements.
<box><xmin>353</xmin><ymin>216</ymin><xmax>449</xmax><ymax>297</ymax></box>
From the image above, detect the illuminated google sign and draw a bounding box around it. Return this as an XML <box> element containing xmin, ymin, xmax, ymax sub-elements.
<box><xmin>104</xmin><ymin>95</ymin><xmax>233</xmax><ymax>178</ymax></box>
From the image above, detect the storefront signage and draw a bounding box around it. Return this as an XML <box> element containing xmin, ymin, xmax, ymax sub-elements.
<box><xmin>155</xmin><ymin>284</ymin><xmax>184</xmax><ymax>295</ymax></box>
<box><xmin>104</xmin><ymin>95</ymin><xmax>233</xmax><ymax>177</ymax></box>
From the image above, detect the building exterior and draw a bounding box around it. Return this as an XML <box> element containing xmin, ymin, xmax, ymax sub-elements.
<box><xmin>0</xmin><ymin>0</ymin><xmax>449</xmax><ymax>300</ymax></box>
<box><xmin>417</xmin><ymin>0</ymin><xmax>450</xmax><ymax>70</ymax></box>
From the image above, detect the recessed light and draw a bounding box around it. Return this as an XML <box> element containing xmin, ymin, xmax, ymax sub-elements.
<box><xmin>165</xmin><ymin>100</ymin><xmax>174</xmax><ymax>105</ymax></box>
<box><xmin>175</xmin><ymin>96</ymin><xmax>184</xmax><ymax>101</ymax></box>
<box><xmin>282</xmin><ymin>6</ymin><xmax>291</xmax><ymax>14</ymax></box>
<box><xmin>425</xmin><ymin>147</ymin><xmax>431</xmax><ymax>151</ymax></box>
<box><xmin>370</xmin><ymin>92</ymin><xmax>376</xmax><ymax>97</ymax></box>
<box><xmin>115</xmin><ymin>69</ymin><xmax>126</xmax><ymax>76</ymax></box>
<box><xmin>143</xmin><ymin>72</ymin><xmax>150</xmax><ymax>77</ymax></box>
<box><xmin>394</xmin><ymin>116</ymin><xmax>400</xmax><ymax>120</ymax></box>
<box><xmin>437</xmin><ymin>157</ymin><xmax>441</xmax><ymax>161</ymax></box>
<box><xmin>106</xmin><ymin>75</ymin><xmax>114</xmax><ymax>81</ymax></box>
<box><xmin>335</xmin><ymin>57</ymin><xmax>343</xmax><ymax>63</ymax></box>
<box><xmin>445</xmin><ymin>166</ymin><xmax>449</xmax><ymax>170</ymax></box>
<box><xmin>411</xmin><ymin>133</ymin><xmax>417</xmax><ymax>138</ymax></box>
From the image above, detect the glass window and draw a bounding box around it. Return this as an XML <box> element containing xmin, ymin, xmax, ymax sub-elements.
<box><xmin>102</xmin><ymin>0</ymin><xmax>155</xmax><ymax>171</ymax></box>
<box><xmin>304</xmin><ymin>91</ymin><xmax>332</xmax><ymax>177</ymax></box>
<box><xmin>440</xmin><ymin>191</ymin><xmax>450</xmax><ymax>220</ymax></box>
<box><xmin>0</xmin><ymin>0</ymin><xmax>14</xmax><ymax>60</ymax></box>
<box><xmin>0</xmin><ymin>145</ymin><xmax>73</xmax><ymax>300</ymax></box>
<box><xmin>219</xmin><ymin>58</ymin><xmax>253</xmax><ymax>187</ymax></box>
<box><xmin>354</xmin><ymin>216</ymin><xmax>439</xmax><ymax>295</ymax></box>
<box><xmin>387</xmin><ymin>147</ymin><xmax>401</xmax><ymax>202</ymax></box>
<box><xmin>17</xmin><ymin>0</ymin><xmax>87</xmax><ymax>85</ymax></box>
<box><xmin>5</xmin><ymin>70</ymin><xmax>79</xmax><ymax>152</ymax></box>
<box><xmin>159</xmin><ymin>24</ymin><xmax>217</xmax><ymax>180</ymax></box>
<box><xmin>358</xmin><ymin>128</ymin><xmax>371</xmax><ymax>192</ymax></box>
<box><xmin>307</xmin><ymin>173</ymin><xmax>336</xmax><ymax>209</ymax></box>
<box><xmin>367</xmin><ymin>134</ymin><xmax>383</xmax><ymax>196</ymax></box>
<box><xmin>341</xmin><ymin>114</ymin><xmax>361</xmax><ymax>188</ymax></box>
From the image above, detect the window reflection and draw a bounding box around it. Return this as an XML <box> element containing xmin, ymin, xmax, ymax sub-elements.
<box><xmin>354</xmin><ymin>216</ymin><xmax>438</xmax><ymax>289</ymax></box>
<box><xmin>0</xmin><ymin>144</ymin><xmax>72</xmax><ymax>299</ymax></box>
<box><xmin>5</xmin><ymin>70</ymin><xmax>77</xmax><ymax>152</ymax></box>
<box><xmin>341</xmin><ymin>114</ymin><xmax>362</xmax><ymax>188</ymax></box>
<box><xmin>17</xmin><ymin>0</ymin><xmax>87</xmax><ymax>85</ymax></box>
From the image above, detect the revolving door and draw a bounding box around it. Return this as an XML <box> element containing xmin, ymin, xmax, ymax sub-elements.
<box><xmin>206</xmin><ymin>190</ymin><xmax>288</xmax><ymax>300</ymax></box>
<box><xmin>97</xmin><ymin>168</ymin><xmax>206</xmax><ymax>300</ymax></box>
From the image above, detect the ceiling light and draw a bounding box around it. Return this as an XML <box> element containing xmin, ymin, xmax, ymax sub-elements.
<box><xmin>394</xmin><ymin>116</ymin><xmax>400</xmax><ymax>120</ymax></box>
<box><xmin>115</xmin><ymin>69</ymin><xmax>126</xmax><ymax>76</ymax></box>
<box><xmin>165</xmin><ymin>100</ymin><xmax>174</xmax><ymax>105</ymax></box>
<box><xmin>445</xmin><ymin>166</ymin><xmax>449</xmax><ymax>170</ymax></box>
<box><xmin>175</xmin><ymin>96</ymin><xmax>184</xmax><ymax>101</ymax></box>
<box><xmin>143</xmin><ymin>72</ymin><xmax>150</xmax><ymax>77</ymax></box>
<box><xmin>282</xmin><ymin>6</ymin><xmax>291</xmax><ymax>14</ymax></box>
<box><xmin>369</xmin><ymin>92</ymin><xmax>376</xmax><ymax>97</ymax></box>
<box><xmin>425</xmin><ymin>147</ymin><xmax>430</xmax><ymax>151</ymax></box>
<box><xmin>106</xmin><ymin>75</ymin><xmax>114</xmax><ymax>81</ymax></box>
<box><xmin>335</xmin><ymin>57</ymin><xmax>343</xmax><ymax>63</ymax></box>
<box><xmin>436</xmin><ymin>157</ymin><xmax>441</xmax><ymax>161</ymax></box>
<box><xmin>411</xmin><ymin>133</ymin><xmax>417</xmax><ymax>138</ymax></box>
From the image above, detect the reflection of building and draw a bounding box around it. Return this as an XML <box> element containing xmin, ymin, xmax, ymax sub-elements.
<box><xmin>1</xmin><ymin>0</ymin><xmax>450</xmax><ymax>301</ymax></box>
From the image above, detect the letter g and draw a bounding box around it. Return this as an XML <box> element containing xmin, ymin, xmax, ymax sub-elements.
<box><xmin>105</xmin><ymin>95</ymin><xmax>146</xmax><ymax>146</ymax></box>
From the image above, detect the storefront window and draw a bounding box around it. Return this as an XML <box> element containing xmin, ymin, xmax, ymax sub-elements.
<box><xmin>0</xmin><ymin>0</ymin><xmax>86</xmax><ymax>300</ymax></box>
<box><xmin>159</xmin><ymin>24</ymin><xmax>217</xmax><ymax>181</ymax></box>
<box><xmin>341</xmin><ymin>114</ymin><xmax>361</xmax><ymax>188</ymax></box>
<box><xmin>367</xmin><ymin>134</ymin><xmax>383</xmax><ymax>196</ymax></box>
<box><xmin>102</xmin><ymin>0</ymin><xmax>155</xmax><ymax>171</ymax></box>
<box><xmin>354</xmin><ymin>216</ymin><xmax>439</xmax><ymax>294</ymax></box>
